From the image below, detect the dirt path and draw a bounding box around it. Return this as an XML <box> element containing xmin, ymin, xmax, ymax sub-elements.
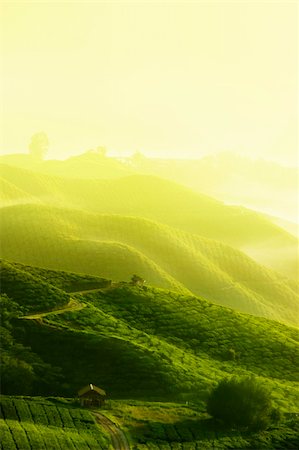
<box><xmin>20</xmin><ymin>298</ymin><xmax>86</xmax><ymax>320</ymax></box>
<box><xmin>20</xmin><ymin>284</ymin><xmax>117</xmax><ymax>321</ymax></box>
<box><xmin>93</xmin><ymin>412</ymin><xmax>130</xmax><ymax>450</ymax></box>
<box><xmin>20</xmin><ymin>283</ymin><xmax>120</xmax><ymax>321</ymax></box>
<box><xmin>70</xmin><ymin>288</ymin><xmax>106</xmax><ymax>295</ymax></box>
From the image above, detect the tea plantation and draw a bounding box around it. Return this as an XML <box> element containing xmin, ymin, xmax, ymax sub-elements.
<box><xmin>1</xmin><ymin>261</ymin><xmax>299</xmax><ymax>449</ymax></box>
<box><xmin>0</xmin><ymin>396</ymin><xmax>110</xmax><ymax>450</ymax></box>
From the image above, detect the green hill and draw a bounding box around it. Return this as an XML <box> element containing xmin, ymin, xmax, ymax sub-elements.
<box><xmin>1</xmin><ymin>151</ymin><xmax>297</xmax><ymax>229</ymax></box>
<box><xmin>1</xmin><ymin>205</ymin><xmax>298</xmax><ymax>326</ymax></box>
<box><xmin>1</xmin><ymin>261</ymin><xmax>298</xmax><ymax>449</ymax></box>
<box><xmin>1</xmin><ymin>262</ymin><xmax>298</xmax><ymax>412</ymax></box>
<box><xmin>0</xmin><ymin>260</ymin><xmax>70</xmax><ymax>313</ymax></box>
<box><xmin>127</xmin><ymin>152</ymin><xmax>299</xmax><ymax>225</ymax></box>
<box><xmin>1</xmin><ymin>163</ymin><xmax>297</xmax><ymax>279</ymax></box>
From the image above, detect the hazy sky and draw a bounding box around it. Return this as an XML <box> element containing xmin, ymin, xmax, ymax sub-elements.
<box><xmin>1</xmin><ymin>1</ymin><xmax>298</xmax><ymax>164</ymax></box>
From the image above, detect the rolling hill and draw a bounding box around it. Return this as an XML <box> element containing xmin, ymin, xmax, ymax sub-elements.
<box><xmin>1</xmin><ymin>163</ymin><xmax>297</xmax><ymax>279</ymax></box>
<box><xmin>1</xmin><ymin>151</ymin><xmax>297</xmax><ymax>226</ymax></box>
<box><xmin>2</xmin><ymin>261</ymin><xmax>298</xmax><ymax>449</ymax></box>
<box><xmin>1</xmin><ymin>261</ymin><xmax>298</xmax><ymax>411</ymax></box>
<box><xmin>1</xmin><ymin>205</ymin><xmax>298</xmax><ymax>327</ymax></box>
<box><xmin>128</xmin><ymin>152</ymin><xmax>299</xmax><ymax>225</ymax></box>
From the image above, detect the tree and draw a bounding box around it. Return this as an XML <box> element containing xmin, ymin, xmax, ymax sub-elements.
<box><xmin>207</xmin><ymin>376</ymin><xmax>274</xmax><ymax>431</ymax></box>
<box><xmin>29</xmin><ymin>132</ymin><xmax>49</xmax><ymax>159</ymax></box>
<box><xmin>130</xmin><ymin>274</ymin><xmax>145</xmax><ymax>286</ymax></box>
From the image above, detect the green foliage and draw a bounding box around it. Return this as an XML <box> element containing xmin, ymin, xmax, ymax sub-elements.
<box><xmin>104</xmin><ymin>400</ymin><xmax>299</xmax><ymax>450</ymax></box>
<box><xmin>6</xmin><ymin>261</ymin><xmax>111</xmax><ymax>292</ymax></box>
<box><xmin>72</xmin><ymin>285</ymin><xmax>299</xmax><ymax>384</ymax></box>
<box><xmin>0</xmin><ymin>396</ymin><xmax>110</xmax><ymax>449</ymax></box>
<box><xmin>0</xmin><ymin>293</ymin><xmax>62</xmax><ymax>396</ymax></box>
<box><xmin>207</xmin><ymin>377</ymin><xmax>274</xmax><ymax>430</ymax></box>
<box><xmin>0</xmin><ymin>262</ymin><xmax>298</xmax><ymax>414</ymax></box>
<box><xmin>0</xmin><ymin>261</ymin><xmax>69</xmax><ymax>312</ymax></box>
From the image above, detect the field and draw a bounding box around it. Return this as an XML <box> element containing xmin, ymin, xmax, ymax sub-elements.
<box><xmin>0</xmin><ymin>396</ymin><xmax>110</xmax><ymax>450</ymax></box>
<box><xmin>1</xmin><ymin>397</ymin><xmax>298</xmax><ymax>450</ymax></box>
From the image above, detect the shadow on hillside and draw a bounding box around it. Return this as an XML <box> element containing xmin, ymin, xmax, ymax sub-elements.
<box><xmin>127</xmin><ymin>417</ymin><xmax>246</xmax><ymax>444</ymax></box>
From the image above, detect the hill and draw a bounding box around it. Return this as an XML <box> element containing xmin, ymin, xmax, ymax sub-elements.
<box><xmin>1</xmin><ymin>163</ymin><xmax>297</xmax><ymax>279</ymax></box>
<box><xmin>0</xmin><ymin>151</ymin><xmax>135</xmax><ymax>179</ymax></box>
<box><xmin>128</xmin><ymin>152</ymin><xmax>299</xmax><ymax>225</ymax></box>
<box><xmin>1</xmin><ymin>151</ymin><xmax>297</xmax><ymax>226</ymax></box>
<box><xmin>1</xmin><ymin>262</ymin><xmax>298</xmax><ymax>412</ymax></box>
<box><xmin>1</xmin><ymin>206</ymin><xmax>298</xmax><ymax>326</ymax></box>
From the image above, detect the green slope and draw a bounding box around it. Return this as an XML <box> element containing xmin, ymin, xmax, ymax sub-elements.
<box><xmin>1</xmin><ymin>262</ymin><xmax>298</xmax><ymax>413</ymax></box>
<box><xmin>1</xmin><ymin>205</ymin><xmax>298</xmax><ymax>326</ymax></box>
<box><xmin>1</xmin><ymin>260</ymin><xmax>69</xmax><ymax>313</ymax></box>
<box><xmin>1</xmin><ymin>163</ymin><xmax>297</xmax><ymax>278</ymax></box>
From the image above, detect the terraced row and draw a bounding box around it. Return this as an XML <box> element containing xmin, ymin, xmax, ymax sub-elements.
<box><xmin>0</xmin><ymin>397</ymin><xmax>109</xmax><ymax>450</ymax></box>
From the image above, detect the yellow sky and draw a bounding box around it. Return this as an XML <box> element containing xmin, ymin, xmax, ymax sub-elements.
<box><xmin>1</xmin><ymin>1</ymin><xmax>298</xmax><ymax>165</ymax></box>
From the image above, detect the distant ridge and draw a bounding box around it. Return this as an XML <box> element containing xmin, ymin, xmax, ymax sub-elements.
<box><xmin>1</xmin><ymin>163</ymin><xmax>297</xmax><ymax>278</ymax></box>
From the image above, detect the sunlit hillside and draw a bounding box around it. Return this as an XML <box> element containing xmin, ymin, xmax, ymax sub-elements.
<box><xmin>128</xmin><ymin>152</ymin><xmax>299</xmax><ymax>225</ymax></box>
<box><xmin>1</xmin><ymin>163</ymin><xmax>297</xmax><ymax>279</ymax></box>
<box><xmin>1</xmin><ymin>261</ymin><xmax>298</xmax><ymax>410</ymax></box>
<box><xmin>1</xmin><ymin>151</ymin><xmax>297</xmax><ymax>227</ymax></box>
<box><xmin>1</xmin><ymin>205</ymin><xmax>298</xmax><ymax>326</ymax></box>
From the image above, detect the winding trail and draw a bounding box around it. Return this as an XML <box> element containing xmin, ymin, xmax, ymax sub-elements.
<box><xmin>20</xmin><ymin>298</ymin><xmax>86</xmax><ymax>320</ymax></box>
<box><xmin>20</xmin><ymin>285</ymin><xmax>115</xmax><ymax>321</ymax></box>
<box><xmin>93</xmin><ymin>412</ymin><xmax>130</xmax><ymax>450</ymax></box>
<box><xmin>19</xmin><ymin>284</ymin><xmax>131</xmax><ymax>449</ymax></box>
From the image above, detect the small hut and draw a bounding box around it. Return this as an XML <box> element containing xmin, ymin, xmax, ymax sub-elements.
<box><xmin>78</xmin><ymin>384</ymin><xmax>106</xmax><ymax>408</ymax></box>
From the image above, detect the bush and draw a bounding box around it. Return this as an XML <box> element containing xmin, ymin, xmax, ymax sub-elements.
<box><xmin>207</xmin><ymin>376</ymin><xmax>274</xmax><ymax>431</ymax></box>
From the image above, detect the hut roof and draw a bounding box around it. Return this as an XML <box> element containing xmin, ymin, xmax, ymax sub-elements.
<box><xmin>78</xmin><ymin>383</ymin><xmax>106</xmax><ymax>397</ymax></box>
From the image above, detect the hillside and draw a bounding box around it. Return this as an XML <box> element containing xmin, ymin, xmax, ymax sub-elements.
<box><xmin>1</xmin><ymin>206</ymin><xmax>298</xmax><ymax>326</ymax></box>
<box><xmin>0</xmin><ymin>151</ymin><xmax>136</xmax><ymax>179</ymax></box>
<box><xmin>1</xmin><ymin>262</ymin><xmax>298</xmax><ymax>413</ymax></box>
<box><xmin>1</xmin><ymin>163</ymin><xmax>297</xmax><ymax>279</ymax></box>
<box><xmin>128</xmin><ymin>152</ymin><xmax>299</xmax><ymax>225</ymax></box>
<box><xmin>1</xmin><ymin>260</ymin><xmax>70</xmax><ymax>313</ymax></box>
<box><xmin>1</xmin><ymin>151</ymin><xmax>297</xmax><ymax>226</ymax></box>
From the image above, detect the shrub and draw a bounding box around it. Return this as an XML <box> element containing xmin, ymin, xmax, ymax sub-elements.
<box><xmin>207</xmin><ymin>376</ymin><xmax>274</xmax><ymax>431</ymax></box>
